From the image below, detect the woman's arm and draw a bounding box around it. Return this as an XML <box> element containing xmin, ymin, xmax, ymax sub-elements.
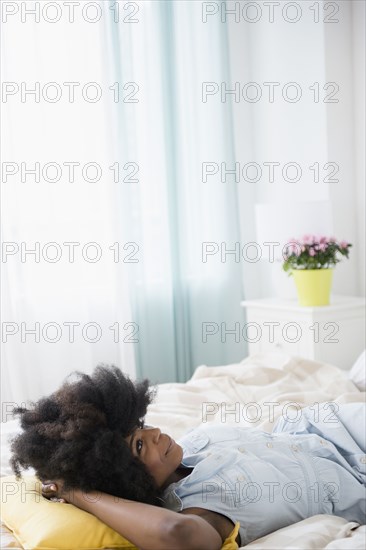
<box><xmin>44</xmin><ymin>485</ymin><xmax>222</xmax><ymax>550</ymax></box>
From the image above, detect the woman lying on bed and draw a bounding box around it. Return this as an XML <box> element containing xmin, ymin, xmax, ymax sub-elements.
<box><xmin>10</xmin><ymin>365</ymin><xmax>365</xmax><ymax>550</ymax></box>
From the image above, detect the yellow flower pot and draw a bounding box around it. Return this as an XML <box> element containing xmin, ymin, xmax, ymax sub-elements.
<box><xmin>292</xmin><ymin>269</ymin><xmax>333</xmax><ymax>306</ymax></box>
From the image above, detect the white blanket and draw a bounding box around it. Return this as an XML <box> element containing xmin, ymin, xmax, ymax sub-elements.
<box><xmin>146</xmin><ymin>351</ymin><xmax>363</xmax><ymax>437</ymax></box>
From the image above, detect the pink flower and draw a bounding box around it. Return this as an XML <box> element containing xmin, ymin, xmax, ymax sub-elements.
<box><xmin>319</xmin><ymin>236</ymin><xmax>327</xmax><ymax>244</ymax></box>
<box><xmin>329</xmin><ymin>236</ymin><xmax>337</xmax><ymax>243</ymax></box>
<box><xmin>309</xmin><ymin>248</ymin><xmax>316</xmax><ymax>256</ymax></box>
<box><xmin>302</xmin><ymin>234</ymin><xmax>313</xmax><ymax>244</ymax></box>
<box><xmin>318</xmin><ymin>243</ymin><xmax>327</xmax><ymax>251</ymax></box>
<box><xmin>288</xmin><ymin>242</ymin><xmax>301</xmax><ymax>256</ymax></box>
<box><xmin>339</xmin><ymin>240</ymin><xmax>349</xmax><ymax>249</ymax></box>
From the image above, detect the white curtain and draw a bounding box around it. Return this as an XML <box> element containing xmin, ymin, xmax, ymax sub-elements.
<box><xmin>1</xmin><ymin>10</ymin><xmax>136</xmax><ymax>409</ymax></box>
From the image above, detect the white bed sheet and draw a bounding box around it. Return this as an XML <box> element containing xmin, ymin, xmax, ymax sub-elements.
<box><xmin>1</xmin><ymin>352</ymin><xmax>365</xmax><ymax>549</ymax></box>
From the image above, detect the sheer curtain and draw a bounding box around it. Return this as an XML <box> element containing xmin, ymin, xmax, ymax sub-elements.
<box><xmin>1</xmin><ymin>11</ymin><xmax>136</xmax><ymax>408</ymax></box>
<box><xmin>104</xmin><ymin>1</ymin><xmax>245</xmax><ymax>383</ymax></box>
<box><xmin>1</xmin><ymin>1</ymin><xmax>245</xmax><ymax>410</ymax></box>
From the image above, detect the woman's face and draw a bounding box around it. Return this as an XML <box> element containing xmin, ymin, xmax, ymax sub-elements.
<box><xmin>125</xmin><ymin>426</ymin><xmax>183</xmax><ymax>488</ymax></box>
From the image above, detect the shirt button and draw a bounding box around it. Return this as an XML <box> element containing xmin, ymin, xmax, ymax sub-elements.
<box><xmin>237</xmin><ymin>475</ymin><xmax>246</xmax><ymax>481</ymax></box>
<box><xmin>238</xmin><ymin>446</ymin><xmax>246</xmax><ymax>453</ymax></box>
<box><xmin>360</xmin><ymin>456</ymin><xmax>366</xmax><ymax>464</ymax></box>
<box><xmin>320</xmin><ymin>439</ymin><xmax>327</xmax><ymax>445</ymax></box>
<box><xmin>266</xmin><ymin>442</ymin><xmax>273</xmax><ymax>448</ymax></box>
<box><xmin>291</xmin><ymin>445</ymin><xmax>299</xmax><ymax>452</ymax></box>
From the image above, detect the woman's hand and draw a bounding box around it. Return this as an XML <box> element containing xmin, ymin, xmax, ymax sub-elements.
<box><xmin>41</xmin><ymin>480</ymin><xmax>68</xmax><ymax>503</ymax></box>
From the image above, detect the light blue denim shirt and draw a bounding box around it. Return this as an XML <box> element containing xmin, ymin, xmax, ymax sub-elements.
<box><xmin>162</xmin><ymin>403</ymin><xmax>366</xmax><ymax>546</ymax></box>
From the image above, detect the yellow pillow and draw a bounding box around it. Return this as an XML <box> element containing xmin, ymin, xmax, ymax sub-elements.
<box><xmin>1</xmin><ymin>475</ymin><xmax>240</xmax><ymax>550</ymax></box>
<box><xmin>222</xmin><ymin>522</ymin><xmax>240</xmax><ymax>550</ymax></box>
<box><xmin>0</xmin><ymin>476</ymin><xmax>137</xmax><ymax>549</ymax></box>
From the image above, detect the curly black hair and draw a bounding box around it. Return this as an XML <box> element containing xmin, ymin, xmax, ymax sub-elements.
<box><xmin>10</xmin><ymin>364</ymin><xmax>163</xmax><ymax>506</ymax></box>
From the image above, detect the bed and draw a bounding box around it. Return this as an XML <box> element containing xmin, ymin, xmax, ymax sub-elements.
<box><xmin>1</xmin><ymin>352</ymin><xmax>365</xmax><ymax>549</ymax></box>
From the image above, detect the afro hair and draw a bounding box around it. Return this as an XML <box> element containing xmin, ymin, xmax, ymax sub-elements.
<box><xmin>10</xmin><ymin>364</ymin><xmax>163</xmax><ymax>506</ymax></box>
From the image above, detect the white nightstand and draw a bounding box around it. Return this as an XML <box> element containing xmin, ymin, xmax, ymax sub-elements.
<box><xmin>241</xmin><ymin>296</ymin><xmax>365</xmax><ymax>370</ymax></box>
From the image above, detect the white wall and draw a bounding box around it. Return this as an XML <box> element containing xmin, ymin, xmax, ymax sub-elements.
<box><xmin>227</xmin><ymin>0</ymin><xmax>365</xmax><ymax>299</ymax></box>
<box><xmin>324</xmin><ymin>1</ymin><xmax>364</xmax><ymax>296</ymax></box>
<box><xmin>352</xmin><ymin>0</ymin><xmax>365</xmax><ymax>296</ymax></box>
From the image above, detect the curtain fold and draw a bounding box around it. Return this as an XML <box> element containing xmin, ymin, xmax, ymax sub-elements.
<box><xmin>105</xmin><ymin>1</ymin><xmax>246</xmax><ymax>383</ymax></box>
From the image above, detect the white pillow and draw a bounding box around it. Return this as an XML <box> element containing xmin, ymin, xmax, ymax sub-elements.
<box><xmin>0</xmin><ymin>418</ymin><xmax>35</xmax><ymax>477</ymax></box>
<box><xmin>348</xmin><ymin>350</ymin><xmax>366</xmax><ymax>391</ymax></box>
